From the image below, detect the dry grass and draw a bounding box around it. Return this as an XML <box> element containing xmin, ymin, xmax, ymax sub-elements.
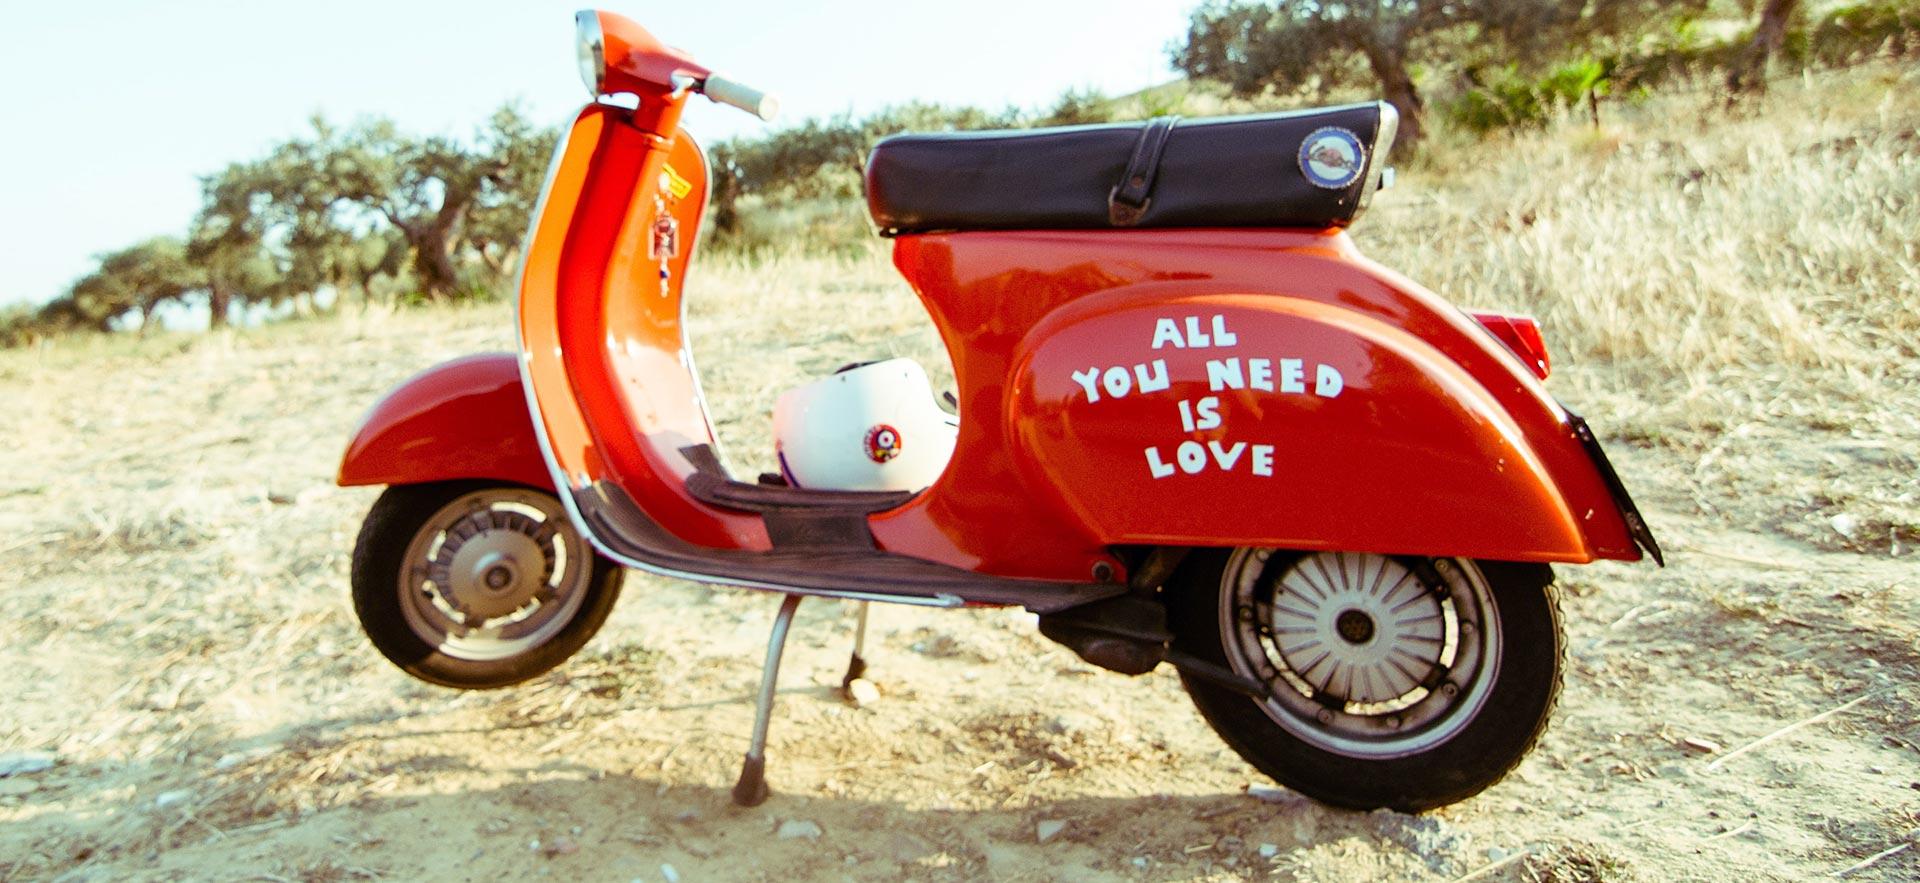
<box><xmin>1365</xmin><ymin>64</ymin><xmax>1920</xmax><ymax>551</ymax></box>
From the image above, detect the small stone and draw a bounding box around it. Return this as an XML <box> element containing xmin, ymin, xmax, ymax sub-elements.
<box><xmin>1246</xmin><ymin>784</ymin><xmax>1292</xmax><ymax>803</ymax></box>
<box><xmin>777</xmin><ymin>819</ymin><xmax>823</xmax><ymax>840</ymax></box>
<box><xmin>1043</xmin><ymin>712</ymin><xmax>1099</xmax><ymax>737</ymax></box>
<box><xmin>845</xmin><ymin>678</ymin><xmax>881</xmax><ymax>708</ymax></box>
<box><xmin>660</xmin><ymin>863</ymin><xmax>681</xmax><ymax>882</ymax></box>
<box><xmin>1906</xmin><ymin>827</ymin><xmax>1920</xmax><ymax>847</ymax></box>
<box><xmin>153</xmin><ymin>789</ymin><xmax>194</xmax><ymax>809</ymax></box>
<box><xmin>0</xmin><ymin>779</ymin><xmax>39</xmax><ymax>796</ymax></box>
<box><xmin>480</xmin><ymin>819</ymin><xmax>511</xmax><ymax>835</ymax></box>
<box><xmin>1831</xmin><ymin>513</ymin><xmax>1860</xmax><ymax>540</ymax></box>
<box><xmin>0</xmin><ymin>751</ymin><xmax>56</xmax><ymax>777</ymax></box>
<box><xmin>1487</xmin><ymin>847</ymin><xmax>1510</xmax><ymax>862</ymax></box>
<box><xmin>539</xmin><ymin>835</ymin><xmax>578</xmax><ymax>857</ymax></box>
<box><xmin>1132</xmin><ymin>857</ymin><xmax>1150</xmax><ymax>869</ymax></box>
<box><xmin>1681</xmin><ymin>737</ymin><xmax>1722</xmax><ymax>755</ymax></box>
<box><xmin>1036</xmin><ymin>819</ymin><xmax>1067</xmax><ymax>844</ymax></box>
<box><xmin>1258</xmin><ymin>843</ymin><xmax>1279</xmax><ymax>859</ymax></box>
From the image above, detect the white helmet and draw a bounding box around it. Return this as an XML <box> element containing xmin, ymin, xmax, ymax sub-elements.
<box><xmin>773</xmin><ymin>358</ymin><xmax>958</xmax><ymax>492</ymax></box>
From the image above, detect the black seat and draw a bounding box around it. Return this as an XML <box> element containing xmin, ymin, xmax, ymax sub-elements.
<box><xmin>864</xmin><ymin>101</ymin><xmax>1396</xmax><ymax>235</ymax></box>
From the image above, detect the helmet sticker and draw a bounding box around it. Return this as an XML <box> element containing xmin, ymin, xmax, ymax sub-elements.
<box><xmin>1298</xmin><ymin>127</ymin><xmax>1367</xmax><ymax>190</ymax></box>
<box><xmin>864</xmin><ymin>424</ymin><xmax>903</xmax><ymax>463</ymax></box>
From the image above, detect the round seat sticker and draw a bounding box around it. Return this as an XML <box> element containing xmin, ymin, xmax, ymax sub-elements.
<box><xmin>1298</xmin><ymin>127</ymin><xmax>1366</xmax><ymax>190</ymax></box>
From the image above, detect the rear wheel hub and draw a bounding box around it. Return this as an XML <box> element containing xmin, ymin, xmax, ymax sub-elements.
<box><xmin>1221</xmin><ymin>550</ymin><xmax>1502</xmax><ymax>759</ymax></box>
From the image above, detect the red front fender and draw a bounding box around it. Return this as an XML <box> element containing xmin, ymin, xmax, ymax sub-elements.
<box><xmin>337</xmin><ymin>353</ymin><xmax>553</xmax><ymax>491</ymax></box>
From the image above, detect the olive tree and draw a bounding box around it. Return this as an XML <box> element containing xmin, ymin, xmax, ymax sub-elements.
<box><xmin>1171</xmin><ymin>1</ymin><xmax>1711</xmax><ymax>145</ymax></box>
<box><xmin>287</xmin><ymin>107</ymin><xmax>552</xmax><ymax>300</ymax></box>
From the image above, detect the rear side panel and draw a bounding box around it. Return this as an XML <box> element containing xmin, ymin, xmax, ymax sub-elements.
<box><xmin>1011</xmin><ymin>291</ymin><xmax>1583</xmax><ymax>559</ymax></box>
<box><xmin>877</xmin><ymin>229</ymin><xmax>1641</xmax><ymax>571</ymax></box>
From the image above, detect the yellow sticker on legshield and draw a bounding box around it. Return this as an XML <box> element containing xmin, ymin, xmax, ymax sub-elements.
<box><xmin>662</xmin><ymin>164</ymin><xmax>693</xmax><ymax>200</ymax></box>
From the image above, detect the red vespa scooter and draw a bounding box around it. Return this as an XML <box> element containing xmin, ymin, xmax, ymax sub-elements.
<box><xmin>338</xmin><ymin>9</ymin><xmax>1660</xmax><ymax>812</ymax></box>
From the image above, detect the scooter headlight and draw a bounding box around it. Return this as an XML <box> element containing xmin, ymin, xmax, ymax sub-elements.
<box><xmin>575</xmin><ymin>10</ymin><xmax>605</xmax><ymax>96</ymax></box>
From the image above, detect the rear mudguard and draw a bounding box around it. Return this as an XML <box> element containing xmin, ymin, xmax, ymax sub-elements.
<box><xmin>337</xmin><ymin>353</ymin><xmax>553</xmax><ymax>491</ymax></box>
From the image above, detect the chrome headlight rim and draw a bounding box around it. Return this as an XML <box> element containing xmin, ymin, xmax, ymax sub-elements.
<box><xmin>574</xmin><ymin>10</ymin><xmax>605</xmax><ymax>96</ymax></box>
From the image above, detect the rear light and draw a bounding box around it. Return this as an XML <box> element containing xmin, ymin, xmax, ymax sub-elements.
<box><xmin>1470</xmin><ymin>311</ymin><xmax>1551</xmax><ymax>380</ymax></box>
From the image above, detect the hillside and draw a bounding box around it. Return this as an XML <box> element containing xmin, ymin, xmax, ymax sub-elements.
<box><xmin>0</xmin><ymin>63</ymin><xmax>1915</xmax><ymax>881</ymax></box>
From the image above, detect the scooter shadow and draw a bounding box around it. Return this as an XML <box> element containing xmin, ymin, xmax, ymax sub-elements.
<box><xmin>3</xmin><ymin>742</ymin><xmax>1467</xmax><ymax>881</ymax></box>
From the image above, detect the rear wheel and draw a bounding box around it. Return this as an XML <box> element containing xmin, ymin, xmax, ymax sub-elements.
<box><xmin>1169</xmin><ymin>549</ymin><xmax>1560</xmax><ymax>812</ymax></box>
<box><xmin>351</xmin><ymin>481</ymin><xmax>623</xmax><ymax>689</ymax></box>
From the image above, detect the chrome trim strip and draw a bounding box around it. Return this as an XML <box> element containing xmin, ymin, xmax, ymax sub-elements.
<box><xmin>1355</xmin><ymin>100</ymin><xmax>1400</xmax><ymax>214</ymax></box>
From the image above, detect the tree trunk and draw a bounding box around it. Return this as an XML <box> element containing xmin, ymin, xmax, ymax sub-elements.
<box><xmin>419</xmin><ymin>233</ymin><xmax>461</xmax><ymax>300</ymax></box>
<box><xmin>711</xmin><ymin>172</ymin><xmax>742</xmax><ymax>234</ymax></box>
<box><xmin>398</xmin><ymin>224</ymin><xmax>461</xmax><ymax>301</ymax></box>
<box><xmin>1365</xmin><ymin>43</ymin><xmax>1425</xmax><ymax>148</ymax></box>
<box><xmin>1729</xmin><ymin>0</ymin><xmax>1802</xmax><ymax>94</ymax></box>
<box><xmin>207</xmin><ymin>282</ymin><xmax>232</xmax><ymax>329</ymax></box>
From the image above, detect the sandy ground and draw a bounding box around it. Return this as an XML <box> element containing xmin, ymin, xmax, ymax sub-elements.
<box><xmin>0</xmin><ymin>287</ymin><xmax>1915</xmax><ymax>883</ymax></box>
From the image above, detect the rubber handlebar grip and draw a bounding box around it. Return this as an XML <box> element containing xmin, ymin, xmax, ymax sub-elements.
<box><xmin>704</xmin><ymin>74</ymin><xmax>779</xmax><ymax>122</ymax></box>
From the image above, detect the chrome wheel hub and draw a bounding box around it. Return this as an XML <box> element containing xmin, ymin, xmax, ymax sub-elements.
<box><xmin>1221</xmin><ymin>550</ymin><xmax>1502</xmax><ymax>759</ymax></box>
<box><xmin>398</xmin><ymin>489</ymin><xmax>591</xmax><ymax>662</ymax></box>
<box><xmin>432</xmin><ymin>512</ymin><xmax>550</xmax><ymax>621</ymax></box>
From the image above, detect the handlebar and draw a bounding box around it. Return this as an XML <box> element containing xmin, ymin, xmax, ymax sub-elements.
<box><xmin>702</xmin><ymin>74</ymin><xmax>780</xmax><ymax>122</ymax></box>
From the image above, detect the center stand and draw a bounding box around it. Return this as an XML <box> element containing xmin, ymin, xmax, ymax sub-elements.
<box><xmin>731</xmin><ymin>593</ymin><xmax>803</xmax><ymax>806</ymax></box>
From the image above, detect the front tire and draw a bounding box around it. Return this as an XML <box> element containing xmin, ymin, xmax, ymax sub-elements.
<box><xmin>1169</xmin><ymin>549</ymin><xmax>1561</xmax><ymax>812</ymax></box>
<box><xmin>351</xmin><ymin>481</ymin><xmax>623</xmax><ymax>689</ymax></box>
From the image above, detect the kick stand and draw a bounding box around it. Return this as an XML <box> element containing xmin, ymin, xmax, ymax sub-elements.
<box><xmin>840</xmin><ymin>601</ymin><xmax>871</xmax><ymax>693</ymax></box>
<box><xmin>732</xmin><ymin>593</ymin><xmax>803</xmax><ymax>807</ymax></box>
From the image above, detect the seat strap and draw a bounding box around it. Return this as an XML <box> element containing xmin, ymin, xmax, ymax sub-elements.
<box><xmin>1108</xmin><ymin>115</ymin><xmax>1181</xmax><ymax>226</ymax></box>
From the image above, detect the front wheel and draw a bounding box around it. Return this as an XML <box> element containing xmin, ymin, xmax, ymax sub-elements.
<box><xmin>1169</xmin><ymin>549</ymin><xmax>1561</xmax><ymax>812</ymax></box>
<box><xmin>351</xmin><ymin>481</ymin><xmax>623</xmax><ymax>689</ymax></box>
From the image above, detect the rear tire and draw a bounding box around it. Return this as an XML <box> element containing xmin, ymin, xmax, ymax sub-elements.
<box><xmin>1169</xmin><ymin>549</ymin><xmax>1561</xmax><ymax>812</ymax></box>
<box><xmin>351</xmin><ymin>481</ymin><xmax>623</xmax><ymax>689</ymax></box>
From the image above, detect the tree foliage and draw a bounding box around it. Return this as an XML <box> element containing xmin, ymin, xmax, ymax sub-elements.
<box><xmin>1171</xmin><ymin>1</ymin><xmax>1713</xmax><ymax>145</ymax></box>
<box><xmin>707</xmin><ymin>101</ymin><xmax>1036</xmax><ymax>240</ymax></box>
<box><xmin>20</xmin><ymin>104</ymin><xmax>551</xmax><ymax>341</ymax></box>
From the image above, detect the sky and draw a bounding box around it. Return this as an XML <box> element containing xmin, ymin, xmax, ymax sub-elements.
<box><xmin>0</xmin><ymin>0</ymin><xmax>1197</xmax><ymax>308</ymax></box>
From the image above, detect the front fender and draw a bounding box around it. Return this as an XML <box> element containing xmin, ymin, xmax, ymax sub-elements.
<box><xmin>1007</xmin><ymin>286</ymin><xmax>1637</xmax><ymax>564</ymax></box>
<box><xmin>337</xmin><ymin>353</ymin><xmax>553</xmax><ymax>491</ymax></box>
